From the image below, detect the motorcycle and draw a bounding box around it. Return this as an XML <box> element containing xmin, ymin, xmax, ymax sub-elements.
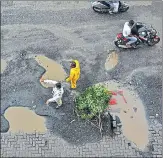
<box><xmin>114</xmin><ymin>22</ymin><xmax>160</xmax><ymax>49</ymax></box>
<box><xmin>91</xmin><ymin>1</ymin><xmax>129</xmax><ymax>14</ymax></box>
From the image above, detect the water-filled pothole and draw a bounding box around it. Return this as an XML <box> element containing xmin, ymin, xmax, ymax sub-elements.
<box><xmin>35</xmin><ymin>55</ymin><xmax>67</xmax><ymax>88</ymax></box>
<box><xmin>99</xmin><ymin>81</ymin><xmax>149</xmax><ymax>150</ymax></box>
<box><xmin>105</xmin><ymin>51</ymin><xmax>118</xmax><ymax>71</ymax></box>
<box><xmin>4</xmin><ymin>107</ymin><xmax>47</xmax><ymax>133</ymax></box>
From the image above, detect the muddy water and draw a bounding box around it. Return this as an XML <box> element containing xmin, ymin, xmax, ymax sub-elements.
<box><xmin>4</xmin><ymin>107</ymin><xmax>47</xmax><ymax>133</ymax></box>
<box><xmin>105</xmin><ymin>51</ymin><xmax>118</xmax><ymax>71</ymax></box>
<box><xmin>1</xmin><ymin>59</ymin><xmax>7</xmax><ymax>73</ymax></box>
<box><xmin>99</xmin><ymin>81</ymin><xmax>149</xmax><ymax>150</ymax></box>
<box><xmin>35</xmin><ymin>55</ymin><xmax>67</xmax><ymax>88</ymax></box>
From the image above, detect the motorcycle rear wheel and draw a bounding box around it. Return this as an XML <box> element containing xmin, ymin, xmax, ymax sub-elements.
<box><xmin>114</xmin><ymin>40</ymin><xmax>121</xmax><ymax>48</ymax></box>
<box><xmin>92</xmin><ymin>7</ymin><xmax>108</xmax><ymax>13</ymax></box>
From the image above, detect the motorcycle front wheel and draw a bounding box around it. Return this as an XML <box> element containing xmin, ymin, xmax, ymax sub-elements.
<box><xmin>119</xmin><ymin>6</ymin><xmax>129</xmax><ymax>12</ymax></box>
<box><xmin>92</xmin><ymin>6</ymin><xmax>101</xmax><ymax>13</ymax></box>
<box><xmin>147</xmin><ymin>37</ymin><xmax>160</xmax><ymax>46</ymax></box>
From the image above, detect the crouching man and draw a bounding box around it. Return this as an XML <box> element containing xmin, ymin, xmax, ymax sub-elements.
<box><xmin>41</xmin><ymin>79</ymin><xmax>64</xmax><ymax>108</ymax></box>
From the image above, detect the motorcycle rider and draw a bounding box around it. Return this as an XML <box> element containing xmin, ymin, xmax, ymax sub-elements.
<box><xmin>122</xmin><ymin>20</ymin><xmax>137</xmax><ymax>48</ymax></box>
<box><xmin>131</xmin><ymin>22</ymin><xmax>148</xmax><ymax>40</ymax></box>
<box><xmin>100</xmin><ymin>1</ymin><xmax>120</xmax><ymax>14</ymax></box>
<box><xmin>131</xmin><ymin>22</ymin><xmax>139</xmax><ymax>36</ymax></box>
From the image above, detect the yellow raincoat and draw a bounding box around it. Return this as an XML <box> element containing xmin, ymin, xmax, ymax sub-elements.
<box><xmin>66</xmin><ymin>60</ymin><xmax>80</xmax><ymax>89</ymax></box>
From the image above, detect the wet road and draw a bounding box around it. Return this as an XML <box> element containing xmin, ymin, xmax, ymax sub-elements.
<box><xmin>1</xmin><ymin>1</ymin><xmax>162</xmax><ymax>144</ymax></box>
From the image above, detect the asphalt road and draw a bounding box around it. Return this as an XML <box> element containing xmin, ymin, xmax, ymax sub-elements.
<box><xmin>1</xmin><ymin>1</ymin><xmax>162</xmax><ymax>144</ymax></box>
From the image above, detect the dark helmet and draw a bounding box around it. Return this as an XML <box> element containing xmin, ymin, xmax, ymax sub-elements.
<box><xmin>56</xmin><ymin>82</ymin><xmax>61</xmax><ymax>89</ymax></box>
<box><xmin>129</xmin><ymin>20</ymin><xmax>135</xmax><ymax>26</ymax></box>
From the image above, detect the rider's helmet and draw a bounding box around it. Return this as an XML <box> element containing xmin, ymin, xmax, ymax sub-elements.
<box><xmin>129</xmin><ymin>20</ymin><xmax>135</xmax><ymax>26</ymax></box>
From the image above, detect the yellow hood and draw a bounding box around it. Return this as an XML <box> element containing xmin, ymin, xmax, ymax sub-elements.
<box><xmin>73</xmin><ymin>60</ymin><xmax>80</xmax><ymax>69</ymax></box>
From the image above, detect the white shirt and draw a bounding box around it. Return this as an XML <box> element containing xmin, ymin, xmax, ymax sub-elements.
<box><xmin>123</xmin><ymin>22</ymin><xmax>131</xmax><ymax>37</ymax></box>
<box><xmin>44</xmin><ymin>80</ymin><xmax>64</xmax><ymax>100</ymax></box>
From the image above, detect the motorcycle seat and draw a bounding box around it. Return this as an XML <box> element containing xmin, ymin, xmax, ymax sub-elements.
<box><xmin>123</xmin><ymin>37</ymin><xmax>128</xmax><ymax>41</ymax></box>
<box><xmin>117</xmin><ymin>33</ymin><xmax>128</xmax><ymax>41</ymax></box>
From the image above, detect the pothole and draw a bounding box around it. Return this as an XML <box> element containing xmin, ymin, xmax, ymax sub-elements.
<box><xmin>35</xmin><ymin>55</ymin><xmax>67</xmax><ymax>88</ymax></box>
<box><xmin>105</xmin><ymin>50</ymin><xmax>118</xmax><ymax>71</ymax></box>
<box><xmin>1</xmin><ymin>59</ymin><xmax>7</xmax><ymax>73</ymax></box>
<box><xmin>98</xmin><ymin>81</ymin><xmax>149</xmax><ymax>150</ymax></box>
<box><xmin>4</xmin><ymin>107</ymin><xmax>47</xmax><ymax>133</ymax></box>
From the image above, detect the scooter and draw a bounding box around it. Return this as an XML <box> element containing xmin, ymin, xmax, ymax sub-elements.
<box><xmin>91</xmin><ymin>1</ymin><xmax>129</xmax><ymax>14</ymax></box>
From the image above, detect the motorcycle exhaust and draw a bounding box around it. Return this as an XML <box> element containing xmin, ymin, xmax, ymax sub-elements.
<box><xmin>117</xmin><ymin>45</ymin><xmax>128</xmax><ymax>48</ymax></box>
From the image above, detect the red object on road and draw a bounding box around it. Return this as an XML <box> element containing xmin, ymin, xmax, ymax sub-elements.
<box><xmin>111</xmin><ymin>91</ymin><xmax>117</xmax><ymax>95</ymax></box>
<box><xmin>117</xmin><ymin>90</ymin><xmax>127</xmax><ymax>103</ymax></box>
<box><xmin>109</xmin><ymin>98</ymin><xmax>117</xmax><ymax>105</ymax></box>
<box><xmin>108</xmin><ymin>90</ymin><xmax>127</xmax><ymax>105</ymax></box>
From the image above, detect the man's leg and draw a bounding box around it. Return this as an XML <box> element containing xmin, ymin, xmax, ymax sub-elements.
<box><xmin>100</xmin><ymin>1</ymin><xmax>114</xmax><ymax>14</ymax></box>
<box><xmin>109</xmin><ymin>3</ymin><xmax>115</xmax><ymax>14</ymax></box>
<box><xmin>56</xmin><ymin>98</ymin><xmax>62</xmax><ymax>108</ymax></box>
<box><xmin>46</xmin><ymin>98</ymin><xmax>55</xmax><ymax>105</ymax></box>
<box><xmin>126</xmin><ymin>37</ymin><xmax>137</xmax><ymax>47</ymax></box>
<box><xmin>113</xmin><ymin>2</ymin><xmax>119</xmax><ymax>13</ymax></box>
<box><xmin>71</xmin><ymin>79</ymin><xmax>77</xmax><ymax>89</ymax></box>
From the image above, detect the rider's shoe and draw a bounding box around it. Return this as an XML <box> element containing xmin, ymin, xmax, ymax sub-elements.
<box><xmin>131</xmin><ymin>43</ymin><xmax>137</xmax><ymax>48</ymax></box>
<box><xmin>109</xmin><ymin>10</ymin><xmax>113</xmax><ymax>14</ymax></box>
<box><xmin>132</xmin><ymin>45</ymin><xmax>137</xmax><ymax>48</ymax></box>
<box><xmin>126</xmin><ymin>43</ymin><xmax>132</xmax><ymax>48</ymax></box>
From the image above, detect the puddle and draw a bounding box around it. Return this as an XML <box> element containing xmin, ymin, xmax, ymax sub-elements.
<box><xmin>35</xmin><ymin>55</ymin><xmax>67</xmax><ymax>88</ymax></box>
<box><xmin>99</xmin><ymin>81</ymin><xmax>149</xmax><ymax>150</ymax></box>
<box><xmin>105</xmin><ymin>51</ymin><xmax>118</xmax><ymax>71</ymax></box>
<box><xmin>1</xmin><ymin>59</ymin><xmax>7</xmax><ymax>73</ymax></box>
<box><xmin>4</xmin><ymin>107</ymin><xmax>47</xmax><ymax>133</ymax></box>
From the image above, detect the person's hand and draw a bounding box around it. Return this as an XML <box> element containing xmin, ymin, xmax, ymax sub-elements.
<box><xmin>46</xmin><ymin>100</ymin><xmax>49</xmax><ymax>105</ymax></box>
<box><xmin>65</xmin><ymin>78</ymin><xmax>69</xmax><ymax>82</ymax></box>
<box><xmin>40</xmin><ymin>78</ymin><xmax>44</xmax><ymax>82</ymax></box>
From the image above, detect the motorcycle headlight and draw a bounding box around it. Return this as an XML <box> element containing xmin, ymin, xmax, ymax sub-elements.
<box><xmin>141</xmin><ymin>32</ymin><xmax>146</xmax><ymax>36</ymax></box>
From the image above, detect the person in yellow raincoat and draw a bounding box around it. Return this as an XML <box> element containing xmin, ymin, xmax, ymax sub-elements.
<box><xmin>66</xmin><ymin>60</ymin><xmax>80</xmax><ymax>89</ymax></box>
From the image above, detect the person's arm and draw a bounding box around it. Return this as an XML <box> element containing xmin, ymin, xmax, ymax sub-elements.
<box><xmin>60</xmin><ymin>87</ymin><xmax>64</xmax><ymax>96</ymax></box>
<box><xmin>46</xmin><ymin>95</ymin><xmax>59</xmax><ymax>104</ymax></box>
<box><xmin>123</xmin><ymin>29</ymin><xmax>128</xmax><ymax>37</ymax></box>
<box><xmin>43</xmin><ymin>80</ymin><xmax>58</xmax><ymax>85</ymax></box>
<box><xmin>128</xmin><ymin>28</ymin><xmax>132</xmax><ymax>36</ymax></box>
<box><xmin>123</xmin><ymin>24</ymin><xmax>128</xmax><ymax>37</ymax></box>
<box><xmin>66</xmin><ymin>70</ymin><xmax>75</xmax><ymax>82</ymax></box>
<box><xmin>47</xmin><ymin>97</ymin><xmax>56</xmax><ymax>103</ymax></box>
